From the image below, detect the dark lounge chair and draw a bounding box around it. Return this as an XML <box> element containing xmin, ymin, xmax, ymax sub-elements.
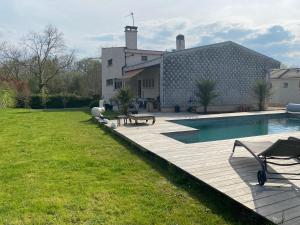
<box><xmin>128</xmin><ymin>113</ymin><xmax>156</xmax><ymax>125</ymax></box>
<box><xmin>232</xmin><ymin>137</ymin><xmax>300</xmax><ymax>186</ymax></box>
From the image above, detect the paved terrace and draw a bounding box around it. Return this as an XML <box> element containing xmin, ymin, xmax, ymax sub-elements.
<box><xmin>110</xmin><ymin>111</ymin><xmax>300</xmax><ymax>225</ymax></box>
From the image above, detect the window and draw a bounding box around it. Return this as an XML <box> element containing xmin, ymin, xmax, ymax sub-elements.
<box><xmin>107</xmin><ymin>58</ymin><xmax>113</xmax><ymax>66</ymax></box>
<box><xmin>283</xmin><ymin>82</ymin><xmax>288</xmax><ymax>88</ymax></box>
<box><xmin>141</xmin><ymin>56</ymin><xmax>148</xmax><ymax>61</ymax></box>
<box><xmin>114</xmin><ymin>79</ymin><xmax>122</xmax><ymax>90</ymax></box>
<box><xmin>106</xmin><ymin>79</ymin><xmax>113</xmax><ymax>86</ymax></box>
<box><xmin>142</xmin><ymin>79</ymin><xmax>154</xmax><ymax>89</ymax></box>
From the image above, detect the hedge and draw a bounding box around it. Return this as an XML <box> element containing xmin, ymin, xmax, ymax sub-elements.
<box><xmin>24</xmin><ymin>95</ymin><xmax>95</xmax><ymax>109</ymax></box>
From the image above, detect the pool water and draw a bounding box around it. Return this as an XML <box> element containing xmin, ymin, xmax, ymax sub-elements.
<box><xmin>163</xmin><ymin>113</ymin><xmax>300</xmax><ymax>144</ymax></box>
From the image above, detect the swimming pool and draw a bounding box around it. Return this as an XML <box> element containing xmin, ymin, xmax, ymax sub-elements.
<box><xmin>163</xmin><ymin>113</ymin><xmax>300</xmax><ymax>144</ymax></box>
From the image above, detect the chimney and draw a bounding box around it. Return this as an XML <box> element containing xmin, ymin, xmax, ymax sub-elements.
<box><xmin>176</xmin><ymin>34</ymin><xmax>185</xmax><ymax>51</ymax></box>
<box><xmin>125</xmin><ymin>26</ymin><xmax>138</xmax><ymax>49</ymax></box>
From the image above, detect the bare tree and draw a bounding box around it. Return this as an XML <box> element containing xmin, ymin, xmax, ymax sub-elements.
<box><xmin>0</xmin><ymin>42</ymin><xmax>25</xmax><ymax>80</ymax></box>
<box><xmin>24</xmin><ymin>25</ymin><xmax>74</xmax><ymax>93</ymax></box>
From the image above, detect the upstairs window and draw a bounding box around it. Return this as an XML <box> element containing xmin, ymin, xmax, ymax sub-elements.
<box><xmin>106</xmin><ymin>79</ymin><xmax>113</xmax><ymax>86</ymax></box>
<box><xmin>141</xmin><ymin>56</ymin><xmax>148</xmax><ymax>61</ymax></box>
<box><xmin>114</xmin><ymin>79</ymin><xmax>122</xmax><ymax>90</ymax></box>
<box><xmin>283</xmin><ymin>82</ymin><xmax>288</xmax><ymax>88</ymax></box>
<box><xmin>107</xmin><ymin>58</ymin><xmax>113</xmax><ymax>66</ymax></box>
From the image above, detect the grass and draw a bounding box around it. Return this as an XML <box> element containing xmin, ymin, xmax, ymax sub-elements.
<box><xmin>0</xmin><ymin>108</ymin><xmax>270</xmax><ymax>225</ymax></box>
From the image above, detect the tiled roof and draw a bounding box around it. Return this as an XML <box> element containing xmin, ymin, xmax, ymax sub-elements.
<box><xmin>270</xmin><ymin>68</ymin><xmax>300</xmax><ymax>79</ymax></box>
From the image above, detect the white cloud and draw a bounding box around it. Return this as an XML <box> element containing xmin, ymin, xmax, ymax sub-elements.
<box><xmin>1</xmin><ymin>0</ymin><xmax>300</xmax><ymax>65</ymax></box>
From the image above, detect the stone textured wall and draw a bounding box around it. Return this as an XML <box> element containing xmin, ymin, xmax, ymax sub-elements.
<box><xmin>161</xmin><ymin>42</ymin><xmax>280</xmax><ymax>109</ymax></box>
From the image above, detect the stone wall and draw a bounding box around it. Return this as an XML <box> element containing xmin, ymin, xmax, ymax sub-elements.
<box><xmin>160</xmin><ymin>42</ymin><xmax>280</xmax><ymax>110</ymax></box>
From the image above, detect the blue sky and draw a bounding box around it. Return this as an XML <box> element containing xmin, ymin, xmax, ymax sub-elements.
<box><xmin>1</xmin><ymin>0</ymin><xmax>300</xmax><ymax>66</ymax></box>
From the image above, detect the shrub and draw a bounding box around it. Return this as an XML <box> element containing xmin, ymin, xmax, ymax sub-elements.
<box><xmin>195</xmin><ymin>79</ymin><xmax>218</xmax><ymax>114</ymax></box>
<box><xmin>0</xmin><ymin>78</ymin><xmax>30</xmax><ymax>108</ymax></box>
<box><xmin>253</xmin><ymin>80</ymin><xmax>272</xmax><ymax>111</ymax></box>
<box><xmin>89</xmin><ymin>100</ymin><xmax>99</xmax><ymax>108</ymax></box>
<box><xmin>28</xmin><ymin>94</ymin><xmax>94</xmax><ymax>109</ymax></box>
<box><xmin>0</xmin><ymin>86</ymin><xmax>16</xmax><ymax>108</ymax></box>
<box><xmin>115</xmin><ymin>88</ymin><xmax>133</xmax><ymax>115</ymax></box>
<box><xmin>30</xmin><ymin>95</ymin><xmax>44</xmax><ymax>109</ymax></box>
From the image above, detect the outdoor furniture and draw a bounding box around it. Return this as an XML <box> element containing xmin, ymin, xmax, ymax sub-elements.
<box><xmin>128</xmin><ymin>113</ymin><xmax>156</xmax><ymax>125</ymax></box>
<box><xmin>128</xmin><ymin>102</ymin><xmax>139</xmax><ymax>114</ymax></box>
<box><xmin>232</xmin><ymin>137</ymin><xmax>300</xmax><ymax>186</ymax></box>
<box><xmin>117</xmin><ymin>115</ymin><xmax>128</xmax><ymax>126</ymax></box>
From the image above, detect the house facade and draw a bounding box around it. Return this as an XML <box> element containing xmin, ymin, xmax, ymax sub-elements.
<box><xmin>102</xmin><ymin>26</ymin><xmax>280</xmax><ymax>112</ymax></box>
<box><xmin>101</xmin><ymin>26</ymin><xmax>164</xmax><ymax>102</ymax></box>
<box><xmin>269</xmin><ymin>68</ymin><xmax>300</xmax><ymax>106</ymax></box>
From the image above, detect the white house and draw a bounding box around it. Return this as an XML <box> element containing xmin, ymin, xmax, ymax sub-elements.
<box><xmin>101</xmin><ymin>25</ymin><xmax>280</xmax><ymax>112</ymax></box>
<box><xmin>101</xmin><ymin>26</ymin><xmax>164</xmax><ymax>101</ymax></box>
<box><xmin>269</xmin><ymin>68</ymin><xmax>300</xmax><ymax>106</ymax></box>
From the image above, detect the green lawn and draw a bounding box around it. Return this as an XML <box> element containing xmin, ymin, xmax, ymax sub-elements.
<box><xmin>0</xmin><ymin>109</ymin><xmax>268</xmax><ymax>225</ymax></box>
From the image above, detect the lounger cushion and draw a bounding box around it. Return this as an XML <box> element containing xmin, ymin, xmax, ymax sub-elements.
<box><xmin>260</xmin><ymin>140</ymin><xmax>300</xmax><ymax>157</ymax></box>
<box><xmin>236</xmin><ymin>141</ymin><xmax>273</xmax><ymax>155</ymax></box>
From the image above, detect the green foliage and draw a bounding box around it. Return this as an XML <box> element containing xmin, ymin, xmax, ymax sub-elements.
<box><xmin>0</xmin><ymin>108</ymin><xmax>269</xmax><ymax>225</ymax></box>
<box><xmin>29</xmin><ymin>94</ymin><xmax>93</xmax><ymax>109</ymax></box>
<box><xmin>196</xmin><ymin>79</ymin><xmax>218</xmax><ymax>114</ymax></box>
<box><xmin>88</xmin><ymin>99</ymin><xmax>99</xmax><ymax>108</ymax></box>
<box><xmin>115</xmin><ymin>87</ymin><xmax>134</xmax><ymax>115</ymax></box>
<box><xmin>253</xmin><ymin>80</ymin><xmax>272</xmax><ymax>111</ymax></box>
<box><xmin>102</xmin><ymin>110</ymin><xmax>120</xmax><ymax>120</ymax></box>
<box><xmin>0</xmin><ymin>86</ymin><xmax>16</xmax><ymax>108</ymax></box>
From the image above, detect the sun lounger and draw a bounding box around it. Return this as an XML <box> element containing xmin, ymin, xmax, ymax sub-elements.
<box><xmin>232</xmin><ymin>137</ymin><xmax>300</xmax><ymax>186</ymax></box>
<box><xmin>128</xmin><ymin>113</ymin><xmax>156</xmax><ymax>125</ymax></box>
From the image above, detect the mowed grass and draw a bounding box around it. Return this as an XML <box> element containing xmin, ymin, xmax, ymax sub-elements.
<box><xmin>0</xmin><ymin>109</ymin><xmax>268</xmax><ymax>225</ymax></box>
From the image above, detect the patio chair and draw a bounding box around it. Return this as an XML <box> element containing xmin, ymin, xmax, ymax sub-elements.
<box><xmin>232</xmin><ymin>137</ymin><xmax>300</xmax><ymax>186</ymax></box>
<box><xmin>128</xmin><ymin>102</ymin><xmax>139</xmax><ymax>114</ymax></box>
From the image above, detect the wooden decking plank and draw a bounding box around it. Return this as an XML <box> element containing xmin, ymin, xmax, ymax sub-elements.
<box><xmin>111</xmin><ymin>110</ymin><xmax>300</xmax><ymax>224</ymax></box>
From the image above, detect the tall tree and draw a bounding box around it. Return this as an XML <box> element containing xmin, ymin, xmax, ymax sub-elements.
<box><xmin>76</xmin><ymin>58</ymin><xmax>102</xmax><ymax>97</ymax></box>
<box><xmin>24</xmin><ymin>25</ymin><xmax>73</xmax><ymax>93</ymax></box>
<box><xmin>0</xmin><ymin>43</ymin><xmax>25</xmax><ymax>80</ymax></box>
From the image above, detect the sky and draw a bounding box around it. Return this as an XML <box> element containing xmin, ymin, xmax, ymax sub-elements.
<box><xmin>1</xmin><ymin>0</ymin><xmax>300</xmax><ymax>66</ymax></box>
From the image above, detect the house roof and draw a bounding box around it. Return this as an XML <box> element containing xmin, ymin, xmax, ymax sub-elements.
<box><xmin>164</xmin><ymin>41</ymin><xmax>280</xmax><ymax>64</ymax></box>
<box><xmin>270</xmin><ymin>68</ymin><xmax>300</xmax><ymax>79</ymax></box>
<box><xmin>124</xmin><ymin>41</ymin><xmax>280</xmax><ymax>72</ymax></box>
<box><xmin>125</xmin><ymin>57</ymin><xmax>162</xmax><ymax>72</ymax></box>
<box><xmin>122</xmin><ymin>68</ymin><xmax>144</xmax><ymax>79</ymax></box>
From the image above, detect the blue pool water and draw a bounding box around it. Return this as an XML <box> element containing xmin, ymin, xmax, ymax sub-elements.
<box><xmin>163</xmin><ymin>113</ymin><xmax>300</xmax><ymax>144</ymax></box>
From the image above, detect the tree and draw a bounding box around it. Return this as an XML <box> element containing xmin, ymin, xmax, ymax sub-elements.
<box><xmin>196</xmin><ymin>79</ymin><xmax>218</xmax><ymax>114</ymax></box>
<box><xmin>253</xmin><ymin>80</ymin><xmax>272</xmax><ymax>111</ymax></box>
<box><xmin>76</xmin><ymin>58</ymin><xmax>102</xmax><ymax>97</ymax></box>
<box><xmin>115</xmin><ymin>87</ymin><xmax>133</xmax><ymax>115</ymax></box>
<box><xmin>0</xmin><ymin>42</ymin><xmax>26</xmax><ymax>80</ymax></box>
<box><xmin>23</xmin><ymin>25</ymin><xmax>74</xmax><ymax>94</ymax></box>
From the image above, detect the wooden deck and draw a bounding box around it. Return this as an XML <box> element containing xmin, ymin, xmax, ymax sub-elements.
<box><xmin>110</xmin><ymin>111</ymin><xmax>300</xmax><ymax>225</ymax></box>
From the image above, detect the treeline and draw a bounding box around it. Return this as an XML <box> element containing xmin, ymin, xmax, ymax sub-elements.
<box><xmin>0</xmin><ymin>25</ymin><xmax>101</xmax><ymax>108</ymax></box>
